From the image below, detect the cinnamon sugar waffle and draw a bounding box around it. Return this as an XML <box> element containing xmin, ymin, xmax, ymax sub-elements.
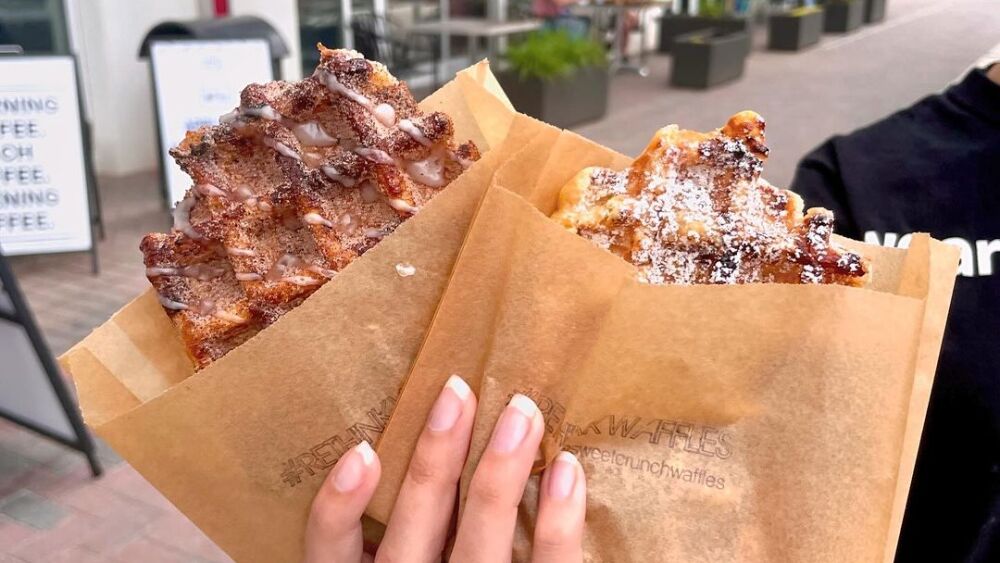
<box><xmin>552</xmin><ymin>111</ymin><xmax>868</xmax><ymax>286</ymax></box>
<box><xmin>142</xmin><ymin>47</ymin><xmax>480</xmax><ymax>368</ymax></box>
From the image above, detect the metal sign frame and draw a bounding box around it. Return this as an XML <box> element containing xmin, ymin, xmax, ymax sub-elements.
<box><xmin>0</xmin><ymin>51</ymin><xmax>103</xmax><ymax>274</ymax></box>
<box><xmin>0</xmin><ymin>248</ymin><xmax>101</xmax><ymax>477</ymax></box>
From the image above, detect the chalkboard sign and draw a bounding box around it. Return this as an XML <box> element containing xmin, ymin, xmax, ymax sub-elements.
<box><xmin>149</xmin><ymin>39</ymin><xmax>274</xmax><ymax>205</ymax></box>
<box><xmin>0</xmin><ymin>56</ymin><xmax>93</xmax><ymax>256</ymax></box>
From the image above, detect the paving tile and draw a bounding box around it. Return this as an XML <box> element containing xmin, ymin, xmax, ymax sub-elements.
<box><xmin>3</xmin><ymin>449</ymin><xmax>79</xmax><ymax>484</ymax></box>
<box><xmin>0</xmin><ymin>423</ymin><xmax>18</xmax><ymax>438</ymax></box>
<box><xmin>9</xmin><ymin>511</ymin><xmax>96</xmax><ymax>562</ymax></box>
<box><xmin>0</xmin><ymin>449</ymin><xmax>37</xmax><ymax>485</ymax></box>
<box><xmin>41</xmin><ymin>452</ymin><xmax>88</xmax><ymax>477</ymax></box>
<box><xmin>0</xmin><ymin>430</ymin><xmax>33</xmax><ymax>451</ymax></box>
<box><xmin>94</xmin><ymin>438</ymin><xmax>125</xmax><ymax>467</ymax></box>
<box><xmin>7</xmin><ymin>506</ymin><xmax>152</xmax><ymax>561</ymax></box>
<box><xmin>2</xmin><ymin>436</ymin><xmax>67</xmax><ymax>467</ymax></box>
<box><xmin>1</xmin><ymin>463</ymin><xmax>91</xmax><ymax>500</ymax></box>
<box><xmin>0</xmin><ymin>490</ymin><xmax>67</xmax><ymax>530</ymax></box>
<box><xmin>45</xmin><ymin>547</ymin><xmax>106</xmax><ymax>563</ymax></box>
<box><xmin>75</xmin><ymin>514</ymin><xmax>150</xmax><ymax>555</ymax></box>
<box><xmin>4</xmin><ymin>486</ymin><xmax>154</xmax><ymax>556</ymax></box>
<box><xmin>109</xmin><ymin>536</ymin><xmax>198</xmax><ymax>563</ymax></box>
<box><xmin>56</xmin><ymin>481</ymin><xmax>155</xmax><ymax>521</ymax></box>
<box><xmin>0</xmin><ymin>515</ymin><xmax>39</xmax><ymax>551</ymax></box>
<box><xmin>142</xmin><ymin>510</ymin><xmax>233</xmax><ymax>562</ymax></box>
<box><xmin>95</xmin><ymin>465</ymin><xmax>179</xmax><ymax>513</ymax></box>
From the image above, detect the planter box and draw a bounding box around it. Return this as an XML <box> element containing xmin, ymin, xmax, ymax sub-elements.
<box><xmin>496</xmin><ymin>66</ymin><xmax>609</xmax><ymax>129</ymax></box>
<box><xmin>823</xmin><ymin>0</ymin><xmax>864</xmax><ymax>33</ymax></box>
<box><xmin>767</xmin><ymin>9</ymin><xmax>824</xmax><ymax>51</ymax></box>
<box><xmin>864</xmin><ymin>0</ymin><xmax>886</xmax><ymax>23</ymax></box>
<box><xmin>670</xmin><ymin>29</ymin><xmax>749</xmax><ymax>89</ymax></box>
<box><xmin>658</xmin><ymin>15</ymin><xmax>750</xmax><ymax>56</ymax></box>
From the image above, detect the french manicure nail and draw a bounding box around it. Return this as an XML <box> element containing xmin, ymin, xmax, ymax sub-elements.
<box><xmin>333</xmin><ymin>441</ymin><xmax>374</xmax><ymax>492</ymax></box>
<box><xmin>547</xmin><ymin>451</ymin><xmax>579</xmax><ymax>500</ymax></box>
<box><xmin>489</xmin><ymin>394</ymin><xmax>537</xmax><ymax>453</ymax></box>
<box><xmin>428</xmin><ymin>375</ymin><xmax>470</xmax><ymax>432</ymax></box>
<box><xmin>356</xmin><ymin>441</ymin><xmax>375</xmax><ymax>465</ymax></box>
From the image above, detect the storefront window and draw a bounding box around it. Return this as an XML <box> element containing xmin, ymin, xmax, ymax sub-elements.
<box><xmin>0</xmin><ymin>0</ymin><xmax>69</xmax><ymax>54</ymax></box>
<box><xmin>298</xmin><ymin>0</ymin><xmax>541</xmax><ymax>88</ymax></box>
<box><xmin>298</xmin><ymin>0</ymin><xmax>494</xmax><ymax>76</ymax></box>
<box><xmin>299</xmin><ymin>0</ymin><xmax>346</xmax><ymax>73</ymax></box>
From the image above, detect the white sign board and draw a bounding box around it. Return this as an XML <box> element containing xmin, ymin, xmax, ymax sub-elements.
<box><xmin>0</xmin><ymin>320</ymin><xmax>76</xmax><ymax>440</ymax></box>
<box><xmin>0</xmin><ymin>57</ymin><xmax>92</xmax><ymax>256</ymax></box>
<box><xmin>150</xmin><ymin>40</ymin><xmax>273</xmax><ymax>205</ymax></box>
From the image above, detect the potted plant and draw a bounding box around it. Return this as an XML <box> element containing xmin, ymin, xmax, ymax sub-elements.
<box><xmin>496</xmin><ymin>30</ymin><xmax>609</xmax><ymax>129</ymax></box>
<box><xmin>767</xmin><ymin>5</ymin><xmax>824</xmax><ymax>51</ymax></box>
<box><xmin>864</xmin><ymin>0</ymin><xmax>887</xmax><ymax>23</ymax></box>
<box><xmin>658</xmin><ymin>0</ymin><xmax>750</xmax><ymax>56</ymax></box>
<box><xmin>670</xmin><ymin>27</ymin><xmax>749</xmax><ymax>89</ymax></box>
<box><xmin>823</xmin><ymin>0</ymin><xmax>864</xmax><ymax>33</ymax></box>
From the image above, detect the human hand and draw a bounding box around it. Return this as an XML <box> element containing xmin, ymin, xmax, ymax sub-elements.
<box><xmin>304</xmin><ymin>376</ymin><xmax>587</xmax><ymax>562</ymax></box>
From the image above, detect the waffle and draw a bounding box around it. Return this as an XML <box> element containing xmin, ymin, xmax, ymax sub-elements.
<box><xmin>140</xmin><ymin>232</ymin><xmax>258</xmax><ymax>365</ymax></box>
<box><xmin>142</xmin><ymin>47</ymin><xmax>480</xmax><ymax>369</ymax></box>
<box><xmin>551</xmin><ymin>111</ymin><xmax>868</xmax><ymax>286</ymax></box>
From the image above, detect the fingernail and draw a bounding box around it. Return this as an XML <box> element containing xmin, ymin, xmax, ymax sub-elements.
<box><xmin>547</xmin><ymin>452</ymin><xmax>579</xmax><ymax>500</ymax></box>
<box><xmin>428</xmin><ymin>375</ymin><xmax>470</xmax><ymax>432</ymax></box>
<box><xmin>489</xmin><ymin>394</ymin><xmax>537</xmax><ymax>453</ymax></box>
<box><xmin>333</xmin><ymin>441</ymin><xmax>375</xmax><ymax>492</ymax></box>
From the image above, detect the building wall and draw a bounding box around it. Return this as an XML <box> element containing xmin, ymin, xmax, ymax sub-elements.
<box><xmin>68</xmin><ymin>0</ymin><xmax>201</xmax><ymax>176</ymax></box>
<box><xmin>230</xmin><ymin>0</ymin><xmax>303</xmax><ymax>83</ymax></box>
<box><xmin>66</xmin><ymin>0</ymin><xmax>300</xmax><ymax>177</ymax></box>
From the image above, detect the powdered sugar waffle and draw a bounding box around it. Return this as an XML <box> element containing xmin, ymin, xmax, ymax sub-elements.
<box><xmin>551</xmin><ymin>111</ymin><xmax>868</xmax><ymax>286</ymax></box>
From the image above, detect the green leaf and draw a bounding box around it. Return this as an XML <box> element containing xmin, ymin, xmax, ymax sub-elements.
<box><xmin>698</xmin><ymin>0</ymin><xmax>727</xmax><ymax>18</ymax></box>
<box><xmin>790</xmin><ymin>5</ymin><xmax>822</xmax><ymax>15</ymax></box>
<box><xmin>505</xmin><ymin>29</ymin><xmax>607</xmax><ymax>81</ymax></box>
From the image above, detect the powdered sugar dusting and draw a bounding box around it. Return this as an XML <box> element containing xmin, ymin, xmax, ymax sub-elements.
<box><xmin>552</xmin><ymin>111</ymin><xmax>869</xmax><ymax>287</ymax></box>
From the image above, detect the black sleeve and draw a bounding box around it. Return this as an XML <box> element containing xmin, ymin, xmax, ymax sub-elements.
<box><xmin>789</xmin><ymin>137</ymin><xmax>862</xmax><ymax>240</ymax></box>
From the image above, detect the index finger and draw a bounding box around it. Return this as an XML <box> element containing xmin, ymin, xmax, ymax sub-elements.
<box><xmin>376</xmin><ymin>375</ymin><xmax>477</xmax><ymax>562</ymax></box>
<box><xmin>450</xmin><ymin>394</ymin><xmax>545</xmax><ymax>562</ymax></box>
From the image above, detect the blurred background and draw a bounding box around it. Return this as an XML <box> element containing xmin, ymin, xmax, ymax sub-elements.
<box><xmin>0</xmin><ymin>0</ymin><xmax>997</xmax><ymax>560</ymax></box>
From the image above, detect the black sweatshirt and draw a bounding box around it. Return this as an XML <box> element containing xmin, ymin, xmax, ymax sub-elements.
<box><xmin>791</xmin><ymin>66</ymin><xmax>1000</xmax><ymax>563</ymax></box>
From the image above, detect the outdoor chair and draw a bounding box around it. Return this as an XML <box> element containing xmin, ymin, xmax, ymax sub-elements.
<box><xmin>351</xmin><ymin>13</ymin><xmax>440</xmax><ymax>90</ymax></box>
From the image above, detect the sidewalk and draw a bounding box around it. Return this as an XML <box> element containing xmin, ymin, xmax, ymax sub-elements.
<box><xmin>0</xmin><ymin>419</ymin><xmax>230</xmax><ymax>562</ymax></box>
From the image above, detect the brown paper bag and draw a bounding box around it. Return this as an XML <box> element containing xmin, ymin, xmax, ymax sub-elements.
<box><xmin>378</xmin><ymin>129</ymin><xmax>959</xmax><ymax>562</ymax></box>
<box><xmin>371</xmin><ymin>127</ymin><xmax>630</xmax><ymax>517</ymax></box>
<box><xmin>59</xmin><ymin>63</ymin><xmax>548</xmax><ymax>563</ymax></box>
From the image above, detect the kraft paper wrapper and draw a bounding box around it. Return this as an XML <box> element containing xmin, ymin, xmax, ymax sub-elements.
<box><xmin>378</xmin><ymin>129</ymin><xmax>959</xmax><ymax>562</ymax></box>
<box><xmin>59</xmin><ymin>62</ymin><xmax>538</xmax><ymax>563</ymax></box>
